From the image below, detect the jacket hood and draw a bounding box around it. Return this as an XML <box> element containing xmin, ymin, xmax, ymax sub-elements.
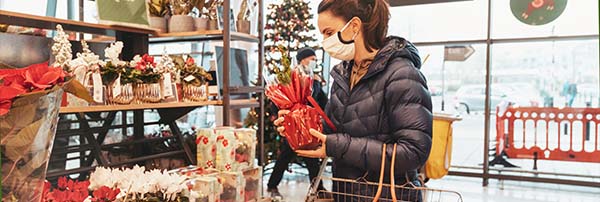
<box><xmin>374</xmin><ymin>36</ymin><xmax>421</xmax><ymax>70</ymax></box>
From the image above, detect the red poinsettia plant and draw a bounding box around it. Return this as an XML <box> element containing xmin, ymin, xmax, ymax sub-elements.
<box><xmin>42</xmin><ymin>177</ymin><xmax>90</xmax><ymax>202</ymax></box>
<box><xmin>0</xmin><ymin>61</ymin><xmax>92</xmax><ymax>116</ymax></box>
<box><xmin>42</xmin><ymin>178</ymin><xmax>121</xmax><ymax>202</ymax></box>
<box><xmin>90</xmin><ymin>186</ymin><xmax>121</xmax><ymax>202</ymax></box>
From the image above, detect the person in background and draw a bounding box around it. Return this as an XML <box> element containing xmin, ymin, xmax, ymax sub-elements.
<box><xmin>275</xmin><ymin>0</ymin><xmax>433</xmax><ymax>201</ymax></box>
<box><xmin>266</xmin><ymin>47</ymin><xmax>328</xmax><ymax>198</ymax></box>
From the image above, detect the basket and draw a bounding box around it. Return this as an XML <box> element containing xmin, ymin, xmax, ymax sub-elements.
<box><xmin>305</xmin><ymin>144</ymin><xmax>463</xmax><ymax>202</ymax></box>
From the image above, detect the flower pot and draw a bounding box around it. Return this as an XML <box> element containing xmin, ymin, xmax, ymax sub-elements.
<box><xmin>194</xmin><ymin>18</ymin><xmax>209</xmax><ymax>31</ymax></box>
<box><xmin>169</xmin><ymin>15</ymin><xmax>195</xmax><ymax>33</ymax></box>
<box><xmin>236</xmin><ymin>20</ymin><xmax>250</xmax><ymax>34</ymax></box>
<box><xmin>134</xmin><ymin>83</ymin><xmax>162</xmax><ymax>103</ymax></box>
<box><xmin>149</xmin><ymin>16</ymin><xmax>168</xmax><ymax>33</ymax></box>
<box><xmin>182</xmin><ymin>83</ymin><xmax>208</xmax><ymax>102</ymax></box>
<box><xmin>208</xmin><ymin>19</ymin><xmax>219</xmax><ymax>30</ymax></box>
<box><xmin>106</xmin><ymin>83</ymin><xmax>134</xmax><ymax>105</ymax></box>
<box><xmin>1</xmin><ymin>86</ymin><xmax>62</xmax><ymax>201</ymax></box>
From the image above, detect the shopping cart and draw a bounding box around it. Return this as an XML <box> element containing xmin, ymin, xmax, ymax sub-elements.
<box><xmin>305</xmin><ymin>144</ymin><xmax>463</xmax><ymax>202</ymax></box>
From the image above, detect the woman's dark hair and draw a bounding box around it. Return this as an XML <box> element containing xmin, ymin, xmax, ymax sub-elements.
<box><xmin>318</xmin><ymin>0</ymin><xmax>390</xmax><ymax>52</ymax></box>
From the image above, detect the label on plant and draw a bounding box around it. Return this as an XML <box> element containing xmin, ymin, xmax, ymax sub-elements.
<box><xmin>163</xmin><ymin>73</ymin><xmax>174</xmax><ymax>97</ymax></box>
<box><xmin>184</xmin><ymin>75</ymin><xmax>196</xmax><ymax>82</ymax></box>
<box><xmin>112</xmin><ymin>75</ymin><xmax>122</xmax><ymax>98</ymax></box>
<box><xmin>92</xmin><ymin>73</ymin><xmax>103</xmax><ymax>103</ymax></box>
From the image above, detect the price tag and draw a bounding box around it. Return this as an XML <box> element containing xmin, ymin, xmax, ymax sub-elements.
<box><xmin>112</xmin><ymin>75</ymin><xmax>122</xmax><ymax>98</ymax></box>
<box><xmin>162</xmin><ymin>73</ymin><xmax>174</xmax><ymax>97</ymax></box>
<box><xmin>92</xmin><ymin>73</ymin><xmax>103</xmax><ymax>103</ymax></box>
<box><xmin>184</xmin><ymin>75</ymin><xmax>196</xmax><ymax>82</ymax></box>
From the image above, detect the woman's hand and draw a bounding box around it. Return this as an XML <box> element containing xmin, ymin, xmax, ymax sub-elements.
<box><xmin>296</xmin><ymin>129</ymin><xmax>327</xmax><ymax>158</ymax></box>
<box><xmin>273</xmin><ymin>110</ymin><xmax>289</xmax><ymax>137</ymax></box>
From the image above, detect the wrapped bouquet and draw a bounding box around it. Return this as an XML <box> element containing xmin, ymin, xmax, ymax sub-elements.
<box><xmin>264</xmin><ymin>46</ymin><xmax>335</xmax><ymax>150</ymax></box>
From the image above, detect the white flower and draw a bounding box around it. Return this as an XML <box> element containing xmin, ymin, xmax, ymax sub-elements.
<box><xmin>105</xmin><ymin>41</ymin><xmax>124</xmax><ymax>64</ymax></box>
<box><xmin>129</xmin><ymin>55</ymin><xmax>143</xmax><ymax>67</ymax></box>
<box><xmin>83</xmin><ymin>196</ymin><xmax>92</xmax><ymax>202</ymax></box>
<box><xmin>89</xmin><ymin>167</ymin><xmax>117</xmax><ymax>190</ymax></box>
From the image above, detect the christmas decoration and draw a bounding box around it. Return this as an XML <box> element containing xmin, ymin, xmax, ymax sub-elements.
<box><xmin>245</xmin><ymin>0</ymin><xmax>321</xmax><ymax>163</ymax></box>
<box><xmin>510</xmin><ymin>0</ymin><xmax>567</xmax><ymax>25</ymax></box>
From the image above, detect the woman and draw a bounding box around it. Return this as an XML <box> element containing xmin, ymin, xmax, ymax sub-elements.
<box><xmin>275</xmin><ymin>0</ymin><xmax>432</xmax><ymax>201</ymax></box>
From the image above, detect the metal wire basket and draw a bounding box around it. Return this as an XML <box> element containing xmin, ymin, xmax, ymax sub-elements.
<box><xmin>305</xmin><ymin>144</ymin><xmax>463</xmax><ymax>202</ymax></box>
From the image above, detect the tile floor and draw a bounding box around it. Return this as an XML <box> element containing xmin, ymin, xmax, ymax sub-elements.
<box><xmin>262</xmin><ymin>164</ymin><xmax>600</xmax><ymax>202</ymax></box>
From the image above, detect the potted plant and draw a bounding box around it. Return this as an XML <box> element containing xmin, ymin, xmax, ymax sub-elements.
<box><xmin>169</xmin><ymin>0</ymin><xmax>195</xmax><ymax>32</ymax></box>
<box><xmin>236</xmin><ymin>0</ymin><xmax>251</xmax><ymax>34</ymax></box>
<box><xmin>191</xmin><ymin>0</ymin><xmax>210</xmax><ymax>31</ymax></box>
<box><xmin>148</xmin><ymin>0</ymin><xmax>170</xmax><ymax>33</ymax></box>
<box><xmin>100</xmin><ymin>41</ymin><xmax>134</xmax><ymax>105</ymax></box>
<box><xmin>0</xmin><ymin>25</ymin><xmax>92</xmax><ymax>202</ymax></box>
<box><xmin>172</xmin><ymin>55</ymin><xmax>212</xmax><ymax>102</ymax></box>
<box><xmin>129</xmin><ymin>54</ymin><xmax>163</xmax><ymax>103</ymax></box>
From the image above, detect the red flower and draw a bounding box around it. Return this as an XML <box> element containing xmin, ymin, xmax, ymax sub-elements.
<box><xmin>135</xmin><ymin>63</ymin><xmax>146</xmax><ymax>71</ymax></box>
<box><xmin>0</xmin><ymin>100</ymin><xmax>11</xmax><ymax>116</ymax></box>
<box><xmin>57</xmin><ymin>176</ymin><xmax>68</xmax><ymax>190</ymax></box>
<box><xmin>142</xmin><ymin>54</ymin><xmax>155</xmax><ymax>64</ymax></box>
<box><xmin>91</xmin><ymin>186</ymin><xmax>120</xmax><ymax>202</ymax></box>
<box><xmin>223</xmin><ymin>139</ymin><xmax>229</xmax><ymax>147</ymax></box>
<box><xmin>23</xmin><ymin>61</ymin><xmax>65</xmax><ymax>90</ymax></box>
<box><xmin>203</xmin><ymin>137</ymin><xmax>209</xmax><ymax>144</ymax></box>
<box><xmin>0</xmin><ymin>86</ymin><xmax>25</xmax><ymax>116</ymax></box>
<box><xmin>42</xmin><ymin>181</ymin><xmax>52</xmax><ymax>202</ymax></box>
<box><xmin>186</xmin><ymin>57</ymin><xmax>195</xmax><ymax>66</ymax></box>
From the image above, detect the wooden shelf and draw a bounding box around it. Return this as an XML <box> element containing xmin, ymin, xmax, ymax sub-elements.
<box><xmin>149</xmin><ymin>30</ymin><xmax>259</xmax><ymax>43</ymax></box>
<box><xmin>0</xmin><ymin>10</ymin><xmax>156</xmax><ymax>36</ymax></box>
<box><xmin>59</xmin><ymin>99</ymin><xmax>260</xmax><ymax>113</ymax></box>
<box><xmin>60</xmin><ymin>100</ymin><xmax>219</xmax><ymax>114</ymax></box>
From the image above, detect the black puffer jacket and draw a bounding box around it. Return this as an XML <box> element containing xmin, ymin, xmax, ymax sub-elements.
<box><xmin>324</xmin><ymin>36</ymin><xmax>432</xmax><ymax>201</ymax></box>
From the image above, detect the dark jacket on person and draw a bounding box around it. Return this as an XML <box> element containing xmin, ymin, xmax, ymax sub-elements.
<box><xmin>323</xmin><ymin>36</ymin><xmax>432</xmax><ymax>201</ymax></box>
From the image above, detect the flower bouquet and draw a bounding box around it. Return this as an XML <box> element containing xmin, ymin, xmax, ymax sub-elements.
<box><xmin>101</xmin><ymin>41</ymin><xmax>134</xmax><ymax>105</ymax></box>
<box><xmin>157</xmin><ymin>51</ymin><xmax>179</xmax><ymax>103</ymax></box>
<box><xmin>0</xmin><ymin>27</ymin><xmax>93</xmax><ymax>201</ymax></box>
<box><xmin>264</xmin><ymin>46</ymin><xmax>335</xmax><ymax>150</ymax></box>
<box><xmin>173</xmin><ymin>55</ymin><xmax>212</xmax><ymax>102</ymax></box>
<box><xmin>88</xmin><ymin>166</ymin><xmax>190</xmax><ymax>201</ymax></box>
<box><xmin>67</xmin><ymin>40</ymin><xmax>104</xmax><ymax>106</ymax></box>
<box><xmin>128</xmin><ymin>54</ymin><xmax>164</xmax><ymax>103</ymax></box>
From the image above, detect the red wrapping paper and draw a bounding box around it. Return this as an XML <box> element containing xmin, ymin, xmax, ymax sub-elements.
<box><xmin>265</xmin><ymin>69</ymin><xmax>334</xmax><ymax>150</ymax></box>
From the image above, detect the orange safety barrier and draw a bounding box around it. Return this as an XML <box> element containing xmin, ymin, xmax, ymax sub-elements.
<box><xmin>495</xmin><ymin>106</ymin><xmax>600</xmax><ymax>163</ymax></box>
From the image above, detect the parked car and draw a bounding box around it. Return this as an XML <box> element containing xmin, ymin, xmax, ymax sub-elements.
<box><xmin>453</xmin><ymin>84</ymin><xmax>540</xmax><ymax>114</ymax></box>
<box><xmin>495</xmin><ymin>83</ymin><xmax>542</xmax><ymax>107</ymax></box>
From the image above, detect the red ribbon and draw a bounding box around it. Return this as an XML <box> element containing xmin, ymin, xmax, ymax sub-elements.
<box><xmin>307</xmin><ymin>96</ymin><xmax>337</xmax><ymax>132</ymax></box>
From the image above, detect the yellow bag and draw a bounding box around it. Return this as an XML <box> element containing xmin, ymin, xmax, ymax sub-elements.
<box><xmin>425</xmin><ymin>114</ymin><xmax>460</xmax><ymax>179</ymax></box>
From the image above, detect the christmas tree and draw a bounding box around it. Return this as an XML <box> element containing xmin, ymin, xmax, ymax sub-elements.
<box><xmin>245</xmin><ymin>0</ymin><xmax>320</xmax><ymax>164</ymax></box>
<box><xmin>264</xmin><ymin>0</ymin><xmax>320</xmax><ymax>70</ymax></box>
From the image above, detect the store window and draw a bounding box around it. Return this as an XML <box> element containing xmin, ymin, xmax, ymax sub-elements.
<box><xmin>491</xmin><ymin>0</ymin><xmax>599</xmax><ymax>39</ymax></box>
<box><xmin>388</xmin><ymin>0</ymin><xmax>488</xmax><ymax>42</ymax></box>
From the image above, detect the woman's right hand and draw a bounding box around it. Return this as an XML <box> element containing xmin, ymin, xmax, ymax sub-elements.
<box><xmin>273</xmin><ymin>110</ymin><xmax>290</xmax><ymax>137</ymax></box>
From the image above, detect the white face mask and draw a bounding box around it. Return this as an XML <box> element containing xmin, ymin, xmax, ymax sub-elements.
<box><xmin>322</xmin><ymin>20</ymin><xmax>358</xmax><ymax>61</ymax></box>
<box><xmin>307</xmin><ymin>60</ymin><xmax>317</xmax><ymax>71</ymax></box>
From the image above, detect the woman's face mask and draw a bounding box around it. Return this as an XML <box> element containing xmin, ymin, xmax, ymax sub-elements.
<box><xmin>322</xmin><ymin>19</ymin><xmax>358</xmax><ymax>61</ymax></box>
